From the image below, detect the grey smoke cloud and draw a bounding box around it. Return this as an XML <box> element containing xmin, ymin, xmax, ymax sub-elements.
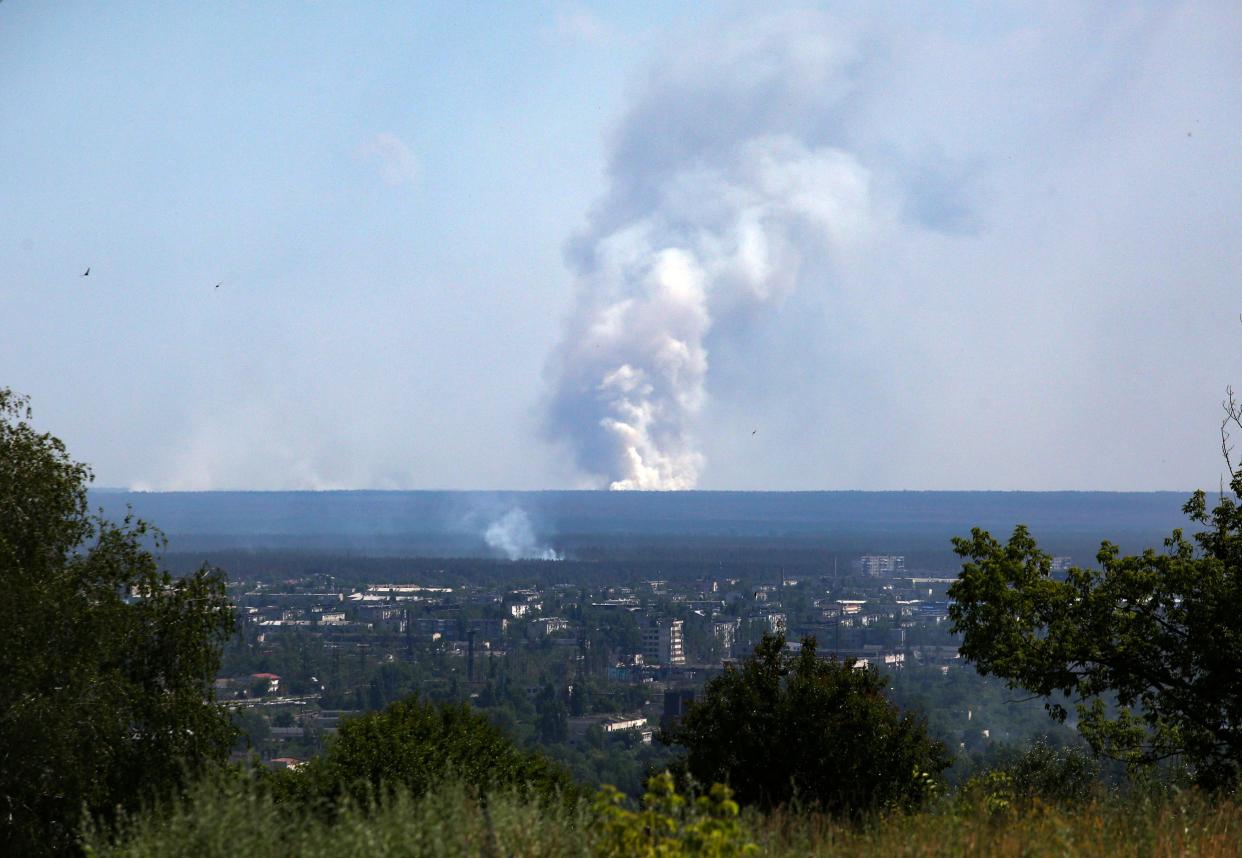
<box><xmin>545</xmin><ymin>14</ymin><xmax>882</xmax><ymax>490</ymax></box>
<box><xmin>545</xmin><ymin>5</ymin><xmax>1242</xmax><ymax>491</ymax></box>
<box><xmin>484</xmin><ymin>508</ymin><xmax>563</xmax><ymax>561</ymax></box>
<box><xmin>41</xmin><ymin>4</ymin><xmax>1237</xmax><ymax>493</ymax></box>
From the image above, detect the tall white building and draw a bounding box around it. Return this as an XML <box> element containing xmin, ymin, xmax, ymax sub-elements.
<box><xmin>643</xmin><ymin>618</ymin><xmax>685</xmax><ymax>665</ymax></box>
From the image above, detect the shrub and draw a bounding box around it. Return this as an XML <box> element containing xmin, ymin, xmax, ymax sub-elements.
<box><xmin>959</xmin><ymin>740</ymin><xmax>1101</xmax><ymax>814</ymax></box>
<box><xmin>592</xmin><ymin>772</ymin><xmax>758</xmax><ymax>857</ymax></box>
<box><xmin>286</xmin><ymin>696</ymin><xmax>577</xmax><ymax>812</ymax></box>
<box><xmin>667</xmin><ymin>634</ymin><xmax>949</xmax><ymax>815</ymax></box>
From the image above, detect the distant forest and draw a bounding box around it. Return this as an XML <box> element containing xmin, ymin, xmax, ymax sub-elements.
<box><xmin>97</xmin><ymin>489</ymin><xmax>1191</xmax><ymax>570</ymax></box>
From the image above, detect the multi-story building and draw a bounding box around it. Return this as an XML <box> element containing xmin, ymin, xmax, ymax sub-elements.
<box><xmin>642</xmin><ymin>618</ymin><xmax>685</xmax><ymax>665</ymax></box>
<box><xmin>712</xmin><ymin>619</ymin><xmax>739</xmax><ymax>657</ymax></box>
<box><xmin>762</xmin><ymin>612</ymin><xmax>787</xmax><ymax>634</ymax></box>
<box><xmin>526</xmin><ymin>616</ymin><xmax>570</xmax><ymax>639</ymax></box>
<box><xmin>857</xmin><ymin>554</ymin><xmax>906</xmax><ymax>577</ymax></box>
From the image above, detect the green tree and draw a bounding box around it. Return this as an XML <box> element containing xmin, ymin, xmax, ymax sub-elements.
<box><xmin>569</xmin><ymin>678</ymin><xmax>590</xmax><ymax>716</ymax></box>
<box><xmin>949</xmin><ymin>402</ymin><xmax>1242</xmax><ymax>788</ymax></box>
<box><xmin>536</xmin><ymin>682</ymin><xmax>569</xmax><ymax>744</ymax></box>
<box><xmin>667</xmin><ymin>633</ymin><xmax>949</xmax><ymax>814</ymax></box>
<box><xmin>0</xmin><ymin>389</ymin><xmax>236</xmax><ymax>856</ymax></box>
<box><xmin>289</xmin><ymin>695</ymin><xmax>576</xmax><ymax>810</ymax></box>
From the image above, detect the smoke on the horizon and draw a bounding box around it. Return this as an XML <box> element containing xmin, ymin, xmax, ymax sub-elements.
<box><xmin>105</xmin><ymin>7</ymin><xmax>1242</xmax><ymax>494</ymax></box>
<box><xmin>484</xmin><ymin>508</ymin><xmax>564</xmax><ymax>561</ymax></box>
<box><xmin>543</xmin><ymin>15</ymin><xmax>879</xmax><ymax>490</ymax></box>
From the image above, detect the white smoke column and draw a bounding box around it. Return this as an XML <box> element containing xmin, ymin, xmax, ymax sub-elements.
<box><xmin>546</xmin><ymin>129</ymin><xmax>874</xmax><ymax>489</ymax></box>
<box><xmin>484</xmin><ymin>508</ymin><xmax>563</xmax><ymax>561</ymax></box>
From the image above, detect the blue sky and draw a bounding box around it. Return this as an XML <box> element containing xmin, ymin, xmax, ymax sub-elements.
<box><xmin>2</xmin><ymin>3</ymin><xmax>1240</xmax><ymax>491</ymax></box>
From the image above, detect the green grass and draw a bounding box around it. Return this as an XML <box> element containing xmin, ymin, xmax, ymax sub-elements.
<box><xmin>85</xmin><ymin>773</ymin><xmax>1242</xmax><ymax>857</ymax></box>
<box><xmin>83</xmin><ymin>774</ymin><xmax>592</xmax><ymax>858</ymax></box>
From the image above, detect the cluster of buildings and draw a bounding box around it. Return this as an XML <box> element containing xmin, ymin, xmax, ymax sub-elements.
<box><xmin>222</xmin><ymin>552</ymin><xmax>1009</xmax><ymax>765</ymax></box>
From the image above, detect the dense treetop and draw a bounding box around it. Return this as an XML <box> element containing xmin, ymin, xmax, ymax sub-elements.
<box><xmin>0</xmin><ymin>388</ymin><xmax>236</xmax><ymax>856</ymax></box>
<box><xmin>950</xmin><ymin>400</ymin><xmax>1242</xmax><ymax>788</ymax></box>
<box><xmin>668</xmin><ymin>633</ymin><xmax>949</xmax><ymax>814</ymax></box>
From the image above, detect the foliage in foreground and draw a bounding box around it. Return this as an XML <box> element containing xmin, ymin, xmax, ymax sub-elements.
<box><xmin>0</xmin><ymin>388</ymin><xmax>236</xmax><ymax>857</ymax></box>
<box><xmin>668</xmin><ymin>633</ymin><xmax>949</xmax><ymax>814</ymax></box>
<box><xmin>592</xmin><ymin>772</ymin><xmax>757</xmax><ymax>857</ymax></box>
<box><xmin>754</xmin><ymin>789</ymin><xmax>1242</xmax><ymax>857</ymax></box>
<box><xmin>86</xmin><ymin>770</ymin><xmax>758</xmax><ymax>858</ymax></box>
<box><xmin>86</xmin><ymin>768</ymin><xmax>1242</xmax><ymax>858</ymax></box>
<box><xmin>949</xmin><ymin>446</ymin><xmax>1242</xmax><ymax>788</ymax></box>
<box><xmin>84</xmin><ymin>772</ymin><xmax>592</xmax><ymax>858</ymax></box>
<box><xmin>954</xmin><ymin>739</ymin><xmax>1102</xmax><ymax>814</ymax></box>
<box><xmin>267</xmin><ymin>695</ymin><xmax>578</xmax><ymax>812</ymax></box>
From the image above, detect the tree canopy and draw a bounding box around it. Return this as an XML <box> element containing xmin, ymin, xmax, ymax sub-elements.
<box><xmin>949</xmin><ymin>411</ymin><xmax>1242</xmax><ymax>788</ymax></box>
<box><xmin>288</xmin><ymin>696</ymin><xmax>577</xmax><ymax>810</ymax></box>
<box><xmin>0</xmin><ymin>389</ymin><xmax>236</xmax><ymax>856</ymax></box>
<box><xmin>667</xmin><ymin>633</ymin><xmax>949</xmax><ymax>814</ymax></box>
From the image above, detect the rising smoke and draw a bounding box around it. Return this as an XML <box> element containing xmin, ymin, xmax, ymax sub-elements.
<box><xmin>484</xmin><ymin>508</ymin><xmax>564</xmax><ymax>561</ymax></box>
<box><xmin>543</xmin><ymin>15</ymin><xmax>878</xmax><ymax>490</ymax></box>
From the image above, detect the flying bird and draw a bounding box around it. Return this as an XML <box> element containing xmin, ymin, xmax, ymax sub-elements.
<box><xmin>82</xmin><ymin>267</ymin><xmax>90</xmax><ymax>276</ymax></box>
<box><xmin>214</xmin><ymin>282</ymin><xmax>222</xmax><ymax>289</ymax></box>
<box><xmin>751</xmin><ymin>429</ymin><xmax>757</xmax><ymax>436</ymax></box>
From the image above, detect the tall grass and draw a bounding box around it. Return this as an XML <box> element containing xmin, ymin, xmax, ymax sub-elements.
<box><xmin>83</xmin><ymin>773</ymin><xmax>592</xmax><ymax>858</ymax></box>
<box><xmin>754</xmin><ymin>791</ymin><xmax>1242</xmax><ymax>857</ymax></box>
<box><xmin>85</xmin><ymin>772</ymin><xmax>1242</xmax><ymax>857</ymax></box>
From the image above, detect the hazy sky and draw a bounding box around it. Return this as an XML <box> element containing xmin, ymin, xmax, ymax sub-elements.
<box><xmin>2</xmin><ymin>2</ymin><xmax>1239</xmax><ymax>491</ymax></box>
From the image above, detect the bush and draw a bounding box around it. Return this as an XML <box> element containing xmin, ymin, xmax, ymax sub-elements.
<box><xmin>958</xmin><ymin>740</ymin><xmax>1101</xmax><ymax>814</ymax></box>
<box><xmin>668</xmin><ymin>634</ymin><xmax>949</xmax><ymax>815</ymax></box>
<box><xmin>283</xmin><ymin>696</ymin><xmax>578</xmax><ymax>812</ymax></box>
<box><xmin>592</xmin><ymin>772</ymin><xmax>758</xmax><ymax>857</ymax></box>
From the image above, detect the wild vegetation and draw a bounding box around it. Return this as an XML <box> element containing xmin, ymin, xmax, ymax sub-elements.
<box><xmin>83</xmin><ymin>767</ymin><xmax>1242</xmax><ymax>858</ymax></box>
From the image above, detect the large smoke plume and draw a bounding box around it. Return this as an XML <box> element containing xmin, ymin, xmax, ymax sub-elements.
<box><xmin>544</xmin><ymin>16</ymin><xmax>876</xmax><ymax>490</ymax></box>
